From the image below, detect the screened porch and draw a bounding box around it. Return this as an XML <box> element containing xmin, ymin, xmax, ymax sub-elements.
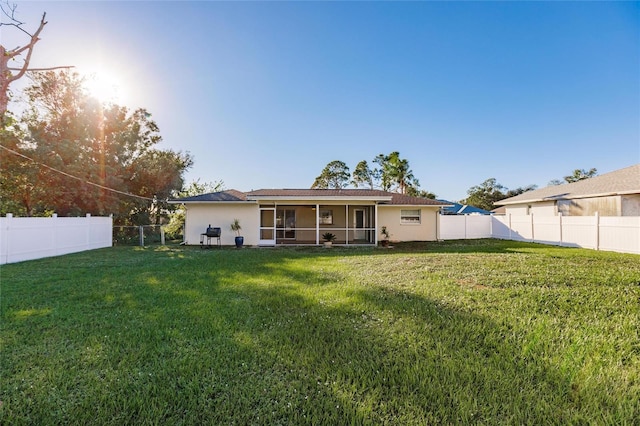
<box><xmin>258</xmin><ymin>204</ymin><xmax>377</xmax><ymax>246</ymax></box>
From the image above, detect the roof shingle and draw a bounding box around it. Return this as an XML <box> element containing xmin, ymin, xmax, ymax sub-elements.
<box><xmin>172</xmin><ymin>188</ymin><xmax>450</xmax><ymax>206</ymax></box>
<box><xmin>496</xmin><ymin>164</ymin><xmax>640</xmax><ymax>205</ymax></box>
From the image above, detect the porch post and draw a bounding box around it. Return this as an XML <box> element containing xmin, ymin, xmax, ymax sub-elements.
<box><xmin>345</xmin><ymin>204</ymin><xmax>349</xmax><ymax>245</ymax></box>
<box><xmin>315</xmin><ymin>204</ymin><xmax>320</xmax><ymax>245</ymax></box>
<box><xmin>374</xmin><ymin>203</ymin><xmax>379</xmax><ymax>245</ymax></box>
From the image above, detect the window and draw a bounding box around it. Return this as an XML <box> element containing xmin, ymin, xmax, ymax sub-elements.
<box><xmin>319</xmin><ymin>209</ymin><xmax>333</xmax><ymax>225</ymax></box>
<box><xmin>400</xmin><ymin>209</ymin><xmax>421</xmax><ymax>224</ymax></box>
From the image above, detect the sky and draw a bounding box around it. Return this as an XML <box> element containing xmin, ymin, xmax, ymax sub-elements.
<box><xmin>4</xmin><ymin>1</ymin><xmax>639</xmax><ymax>201</ymax></box>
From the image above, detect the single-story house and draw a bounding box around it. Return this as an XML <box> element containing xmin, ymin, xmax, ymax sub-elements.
<box><xmin>169</xmin><ymin>189</ymin><xmax>451</xmax><ymax>246</ymax></box>
<box><xmin>495</xmin><ymin>163</ymin><xmax>640</xmax><ymax>216</ymax></box>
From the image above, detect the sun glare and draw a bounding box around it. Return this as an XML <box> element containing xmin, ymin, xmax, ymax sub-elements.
<box><xmin>84</xmin><ymin>72</ymin><xmax>122</xmax><ymax>104</ymax></box>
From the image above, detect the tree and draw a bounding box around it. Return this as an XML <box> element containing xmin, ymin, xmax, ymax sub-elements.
<box><xmin>461</xmin><ymin>178</ymin><xmax>507</xmax><ymax>211</ymax></box>
<box><xmin>461</xmin><ymin>179</ymin><xmax>537</xmax><ymax>211</ymax></box>
<box><xmin>310</xmin><ymin>152</ymin><xmax>436</xmax><ymax>195</ymax></box>
<box><xmin>351</xmin><ymin>160</ymin><xmax>375</xmax><ymax>189</ymax></box>
<box><xmin>406</xmin><ymin>187</ymin><xmax>437</xmax><ymax>199</ymax></box>
<box><xmin>549</xmin><ymin>168</ymin><xmax>598</xmax><ymax>185</ymax></box>
<box><xmin>505</xmin><ymin>184</ymin><xmax>537</xmax><ymax>198</ymax></box>
<box><xmin>373</xmin><ymin>151</ymin><xmax>420</xmax><ymax>194</ymax></box>
<box><xmin>1</xmin><ymin>70</ymin><xmax>192</xmax><ymax>224</ymax></box>
<box><xmin>311</xmin><ymin>160</ymin><xmax>350</xmax><ymax>189</ymax></box>
<box><xmin>165</xmin><ymin>179</ymin><xmax>225</xmax><ymax>239</ymax></box>
<box><xmin>0</xmin><ymin>2</ymin><xmax>72</xmax><ymax>124</ymax></box>
<box><xmin>176</xmin><ymin>179</ymin><xmax>224</xmax><ymax>198</ymax></box>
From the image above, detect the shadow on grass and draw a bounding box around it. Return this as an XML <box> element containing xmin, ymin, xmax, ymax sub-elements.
<box><xmin>0</xmin><ymin>242</ymin><xmax>635</xmax><ymax>424</ymax></box>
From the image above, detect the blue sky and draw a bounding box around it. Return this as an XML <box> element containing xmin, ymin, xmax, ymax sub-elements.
<box><xmin>5</xmin><ymin>1</ymin><xmax>639</xmax><ymax>201</ymax></box>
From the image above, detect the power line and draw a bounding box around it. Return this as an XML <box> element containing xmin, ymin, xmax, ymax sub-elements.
<box><xmin>0</xmin><ymin>144</ymin><xmax>155</xmax><ymax>201</ymax></box>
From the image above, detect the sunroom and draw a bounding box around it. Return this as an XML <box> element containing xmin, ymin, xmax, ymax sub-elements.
<box><xmin>257</xmin><ymin>203</ymin><xmax>377</xmax><ymax>246</ymax></box>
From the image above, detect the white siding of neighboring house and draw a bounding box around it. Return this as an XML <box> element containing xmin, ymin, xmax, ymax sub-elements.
<box><xmin>504</xmin><ymin>196</ymin><xmax>640</xmax><ymax>217</ymax></box>
<box><xmin>504</xmin><ymin>205</ymin><xmax>531</xmax><ymax>216</ymax></box>
<box><xmin>184</xmin><ymin>203</ymin><xmax>259</xmax><ymax>246</ymax></box>
<box><xmin>378</xmin><ymin>206</ymin><xmax>439</xmax><ymax>242</ymax></box>
<box><xmin>530</xmin><ymin>201</ymin><xmax>557</xmax><ymax>216</ymax></box>
<box><xmin>505</xmin><ymin>201</ymin><xmax>556</xmax><ymax>216</ymax></box>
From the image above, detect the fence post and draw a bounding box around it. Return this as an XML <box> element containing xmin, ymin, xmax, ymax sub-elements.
<box><xmin>595</xmin><ymin>212</ymin><xmax>600</xmax><ymax>251</ymax></box>
<box><xmin>86</xmin><ymin>213</ymin><xmax>91</xmax><ymax>250</ymax></box>
<box><xmin>464</xmin><ymin>214</ymin><xmax>468</xmax><ymax>239</ymax></box>
<box><xmin>3</xmin><ymin>213</ymin><xmax>12</xmax><ymax>264</ymax></box>
<box><xmin>139</xmin><ymin>225</ymin><xmax>144</xmax><ymax>247</ymax></box>
<box><xmin>52</xmin><ymin>213</ymin><xmax>58</xmax><ymax>256</ymax></box>
<box><xmin>489</xmin><ymin>215</ymin><xmax>493</xmax><ymax>238</ymax></box>
<box><xmin>160</xmin><ymin>226</ymin><xmax>165</xmax><ymax>245</ymax></box>
<box><xmin>530</xmin><ymin>213</ymin><xmax>535</xmax><ymax>242</ymax></box>
<box><xmin>559</xmin><ymin>213</ymin><xmax>563</xmax><ymax>247</ymax></box>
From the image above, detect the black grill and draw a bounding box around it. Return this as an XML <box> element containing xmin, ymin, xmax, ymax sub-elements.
<box><xmin>205</xmin><ymin>226</ymin><xmax>221</xmax><ymax>237</ymax></box>
<box><xmin>201</xmin><ymin>225</ymin><xmax>221</xmax><ymax>248</ymax></box>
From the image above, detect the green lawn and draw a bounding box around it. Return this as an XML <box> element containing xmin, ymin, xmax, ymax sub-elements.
<box><xmin>1</xmin><ymin>240</ymin><xmax>639</xmax><ymax>424</ymax></box>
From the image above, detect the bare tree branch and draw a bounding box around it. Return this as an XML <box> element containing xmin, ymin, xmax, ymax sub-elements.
<box><xmin>5</xmin><ymin>12</ymin><xmax>48</xmax><ymax>84</ymax></box>
<box><xmin>8</xmin><ymin>66</ymin><xmax>75</xmax><ymax>72</ymax></box>
<box><xmin>1</xmin><ymin>2</ymin><xmax>72</xmax><ymax>123</ymax></box>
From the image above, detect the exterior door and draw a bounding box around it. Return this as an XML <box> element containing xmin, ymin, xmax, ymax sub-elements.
<box><xmin>354</xmin><ymin>209</ymin><xmax>366</xmax><ymax>240</ymax></box>
<box><xmin>259</xmin><ymin>207</ymin><xmax>276</xmax><ymax>246</ymax></box>
<box><xmin>276</xmin><ymin>209</ymin><xmax>296</xmax><ymax>240</ymax></box>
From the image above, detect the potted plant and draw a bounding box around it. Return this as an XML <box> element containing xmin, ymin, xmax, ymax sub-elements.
<box><xmin>230</xmin><ymin>218</ymin><xmax>243</xmax><ymax>248</ymax></box>
<box><xmin>380</xmin><ymin>226</ymin><xmax>390</xmax><ymax>247</ymax></box>
<box><xmin>322</xmin><ymin>232</ymin><xmax>336</xmax><ymax>248</ymax></box>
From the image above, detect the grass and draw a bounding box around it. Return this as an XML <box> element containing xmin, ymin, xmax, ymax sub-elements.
<box><xmin>1</xmin><ymin>239</ymin><xmax>639</xmax><ymax>424</ymax></box>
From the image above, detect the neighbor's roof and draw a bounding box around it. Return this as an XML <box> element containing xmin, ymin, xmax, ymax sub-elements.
<box><xmin>171</xmin><ymin>188</ymin><xmax>451</xmax><ymax>206</ymax></box>
<box><xmin>438</xmin><ymin>200</ymin><xmax>493</xmax><ymax>215</ymax></box>
<box><xmin>170</xmin><ymin>189</ymin><xmax>248</xmax><ymax>203</ymax></box>
<box><xmin>496</xmin><ymin>164</ymin><xmax>640</xmax><ymax>206</ymax></box>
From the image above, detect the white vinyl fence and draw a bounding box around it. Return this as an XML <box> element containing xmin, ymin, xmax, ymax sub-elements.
<box><xmin>0</xmin><ymin>214</ymin><xmax>113</xmax><ymax>264</ymax></box>
<box><xmin>439</xmin><ymin>214</ymin><xmax>639</xmax><ymax>255</ymax></box>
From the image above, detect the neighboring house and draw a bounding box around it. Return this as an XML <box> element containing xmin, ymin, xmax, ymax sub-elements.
<box><xmin>437</xmin><ymin>200</ymin><xmax>492</xmax><ymax>215</ymax></box>
<box><xmin>170</xmin><ymin>189</ymin><xmax>451</xmax><ymax>246</ymax></box>
<box><xmin>495</xmin><ymin>164</ymin><xmax>640</xmax><ymax>216</ymax></box>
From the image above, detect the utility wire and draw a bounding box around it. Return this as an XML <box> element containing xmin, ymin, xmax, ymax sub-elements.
<box><xmin>0</xmin><ymin>144</ymin><xmax>155</xmax><ymax>201</ymax></box>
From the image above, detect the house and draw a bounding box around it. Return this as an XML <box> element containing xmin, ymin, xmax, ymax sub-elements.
<box><xmin>437</xmin><ymin>200</ymin><xmax>493</xmax><ymax>215</ymax></box>
<box><xmin>169</xmin><ymin>189</ymin><xmax>451</xmax><ymax>246</ymax></box>
<box><xmin>495</xmin><ymin>164</ymin><xmax>640</xmax><ymax>216</ymax></box>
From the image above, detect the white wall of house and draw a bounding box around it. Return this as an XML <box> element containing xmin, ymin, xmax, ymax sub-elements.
<box><xmin>530</xmin><ymin>201</ymin><xmax>557</xmax><ymax>216</ymax></box>
<box><xmin>505</xmin><ymin>196</ymin><xmax>640</xmax><ymax>217</ymax></box>
<box><xmin>378</xmin><ymin>206</ymin><xmax>439</xmax><ymax>242</ymax></box>
<box><xmin>504</xmin><ymin>205</ymin><xmax>530</xmax><ymax>215</ymax></box>
<box><xmin>622</xmin><ymin>195</ymin><xmax>640</xmax><ymax>216</ymax></box>
<box><xmin>505</xmin><ymin>201</ymin><xmax>556</xmax><ymax>216</ymax></box>
<box><xmin>184</xmin><ymin>203</ymin><xmax>259</xmax><ymax>246</ymax></box>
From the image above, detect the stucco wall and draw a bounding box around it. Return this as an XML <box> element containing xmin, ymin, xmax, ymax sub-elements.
<box><xmin>505</xmin><ymin>202</ymin><xmax>556</xmax><ymax>216</ymax></box>
<box><xmin>504</xmin><ymin>205</ymin><xmax>530</xmax><ymax>216</ymax></box>
<box><xmin>184</xmin><ymin>203</ymin><xmax>441</xmax><ymax>245</ymax></box>
<box><xmin>622</xmin><ymin>195</ymin><xmax>640</xmax><ymax>216</ymax></box>
<box><xmin>377</xmin><ymin>207</ymin><xmax>439</xmax><ymax>242</ymax></box>
<box><xmin>184</xmin><ymin>203</ymin><xmax>259</xmax><ymax>246</ymax></box>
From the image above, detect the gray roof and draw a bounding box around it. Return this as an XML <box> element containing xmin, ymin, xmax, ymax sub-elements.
<box><xmin>496</xmin><ymin>164</ymin><xmax>640</xmax><ymax>206</ymax></box>
<box><xmin>172</xmin><ymin>189</ymin><xmax>248</xmax><ymax>202</ymax></box>
<box><xmin>438</xmin><ymin>200</ymin><xmax>493</xmax><ymax>215</ymax></box>
<box><xmin>172</xmin><ymin>188</ymin><xmax>450</xmax><ymax>206</ymax></box>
